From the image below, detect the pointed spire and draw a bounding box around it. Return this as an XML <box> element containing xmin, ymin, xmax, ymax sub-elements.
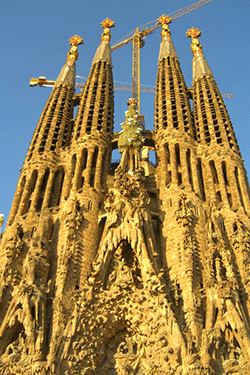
<box><xmin>186</xmin><ymin>27</ymin><xmax>213</xmax><ymax>81</ymax></box>
<box><xmin>154</xmin><ymin>15</ymin><xmax>195</xmax><ymax>137</ymax></box>
<box><xmin>157</xmin><ymin>15</ymin><xmax>178</xmax><ymax>62</ymax></box>
<box><xmin>189</xmin><ymin>28</ymin><xmax>241</xmax><ymax>155</ymax></box>
<box><xmin>54</xmin><ymin>35</ymin><xmax>83</xmax><ymax>88</ymax></box>
<box><xmin>26</xmin><ymin>35</ymin><xmax>83</xmax><ymax>160</ymax></box>
<box><xmin>92</xmin><ymin>18</ymin><xmax>115</xmax><ymax>65</ymax></box>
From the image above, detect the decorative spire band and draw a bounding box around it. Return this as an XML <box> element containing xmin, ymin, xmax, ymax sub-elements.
<box><xmin>101</xmin><ymin>18</ymin><xmax>115</xmax><ymax>42</ymax></box>
<box><xmin>157</xmin><ymin>15</ymin><xmax>172</xmax><ymax>39</ymax></box>
<box><xmin>186</xmin><ymin>27</ymin><xmax>203</xmax><ymax>55</ymax></box>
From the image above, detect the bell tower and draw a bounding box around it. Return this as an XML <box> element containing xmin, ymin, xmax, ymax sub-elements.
<box><xmin>187</xmin><ymin>27</ymin><xmax>250</xmax><ymax>214</ymax></box>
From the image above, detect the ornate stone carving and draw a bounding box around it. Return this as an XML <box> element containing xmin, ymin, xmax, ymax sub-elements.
<box><xmin>0</xmin><ymin>231</ymin><xmax>50</xmax><ymax>372</ymax></box>
<box><xmin>175</xmin><ymin>194</ymin><xmax>194</xmax><ymax>227</ymax></box>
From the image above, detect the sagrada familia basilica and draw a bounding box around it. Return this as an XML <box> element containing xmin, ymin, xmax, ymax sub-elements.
<box><xmin>0</xmin><ymin>14</ymin><xmax>250</xmax><ymax>375</ymax></box>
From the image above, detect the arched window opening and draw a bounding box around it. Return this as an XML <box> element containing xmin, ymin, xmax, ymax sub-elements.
<box><xmin>175</xmin><ymin>144</ymin><xmax>181</xmax><ymax>165</ymax></box>
<box><xmin>197</xmin><ymin>159</ymin><xmax>206</xmax><ymax>201</ymax></box>
<box><xmin>71</xmin><ymin>154</ymin><xmax>77</xmax><ymax>179</ymax></box>
<box><xmin>222</xmin><ymin>161</ymin><xmax>229</xmax><ymax>186</ymax></box>
<box><xmin>209</xmin><ymin>160</ymin><xmax>219</xmax><ymax>184</ymax></box>
<box><xmin>164</xmin><ymin>143</ymin><xmax>170</xmax><ymax>165</ymax></box>
<box><xmin>186</xmin><ymin>149</ymin><xmax>194</xmax><ymax>190</ymax></box>
<box><xmin>233</xmin><ymin>222</ymin><xmax>238</xmax><ymax>232</ymax></box>
<box><xmin>101</xmin><ymin>149</ymin><xmax>108</xmax><ymax>188</ymax></box>
<box><xmin>216</xmin><ymin>191</ymin><xmax>222</xmax><ymax>204</ymax></box>
<box><xmin>48</xmin><ymin>218</ymin><xmax>54</xmax><ymax>241</ymax></box>
<box><xmin>88</xmin><ymin>200</ymin><xmax>93</xmax><ymax>210</ymax></box>
<box><xmin>36</xmin><ymin>168</ymin><xmax>50</xmax><ymax>212</ymax></box>
<box><xmin>90</xmin><ymin>147</ymin><xmax>99</xmax><ymax>188</ymax></box>
<box><xmin>78</xmin><ymin>148</ymin><xmax>88</xmax><ymax>189</ymax></box>
<box><xmin>178</xmin><ymin>173</ymin><xmax>182</xmax><ymax>186</ymax></box>
<box><xmin>49</xmin><ymin>167</ymin><xmax>65</xmax><ymax>207</ymax></box>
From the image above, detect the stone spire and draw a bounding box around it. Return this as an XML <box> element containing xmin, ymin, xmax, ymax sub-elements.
<box><xmin>61</xmin><ymin>19</ymin><xmax>116</xmax><ymax>290</ymax></box>
<box><xmin>26</xmin><ymin>35</ymin><xmax>83</xmax><ymax>161</ymax></box>
<box><xmin>154</xmin><ymin>15</ymin><xmax>196</xmax><ymax>194</ymax></box>
<box><xmin>72</xmin><ymin>18</ymin><xmax>115</xmax><ymax>140</ymax></box>
<box><xmin>154</xmin><ymin>15</ymin><xmax>194</xmax><ymax>137</ymax></box>
<box><xmin>157</xmin><ymin>15</ymin><xmax>178</xmax><ymax>61</ymax></box>
<box><xmin>54</xmin><ymin>35</ymin><xmax>83</xmax><ymax>88</ymax></box>
<box><xmin>188</xmin><ymin>28</ymin><xmax>250</xmax><ymax>213</ymax></box>
<box><xmin>154</xmin><ymin>19</ymin><xmax>205</xmax><ymax>344</ymax></box>
<box><xmin>92</xmin><ymin>18</ymin><xmax>114</xmax><ymax>65</ymax></box>
<box><xmin>187</xmin><ymin>27</ymin><xmax>240</xmax><ymax>154</ymax></box>
<box><xmin>7</xmin><ymin>36</ymin><xmax>83</xmax><ymax>225</ymax></box>
<box><xmin>186</xmin><ymin>27</ymin><xmax>212</xmax><ymax>81</ymax></box>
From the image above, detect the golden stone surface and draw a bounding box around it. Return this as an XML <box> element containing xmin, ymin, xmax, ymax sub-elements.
<box><xmin>0</xmin><ymin>18</ymin><xmax>250</xmax><ymax>375</ymax></box>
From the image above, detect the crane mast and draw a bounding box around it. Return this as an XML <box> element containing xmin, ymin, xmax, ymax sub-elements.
<box><xmin>30</xmin><ymin>0</ymin><xmax>214</xmax><ymax>115</ymax></box>
<box><xmin>132</xmin><ymin>28</ymin><xmax>141</xmax><ymax>114</ymax></box>
<box><xmin>110</xmin><ymin>0</ymin><xmax>213</xmax><ymax>113</ymax></box>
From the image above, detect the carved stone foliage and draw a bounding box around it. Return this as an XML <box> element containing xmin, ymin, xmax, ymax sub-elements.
<box><xmin>175</xmin><ymin>194</ymin><xmax>194</xmax><ymax>228</ymax></box>
<box><xmin>57</xmin><ymin>198</ymin><xmax>83</xmax><ymax>289</ymax></box>
<box><xmin>0</xmin><ymin>223</ymin><xmax>24</xmax><ymax>300</ymax></box>
<box><xmin>199</xmin><ymin>205</ymin><xmax>250</xmax><ymax>374</ymax></box>
<box><xmin>49</xmin><ymin>166</ymin><xmax>186</xmax><ymax>374</ymax></box>
<box><xmin>0</xmin><ymin>232</ymin><xmax>51</xmax><ymax>374</ymax></box>
<box><xmin>203</xmin><ymin>202</ymin><xmax>236</xmax><ymax>288</ymax></box>
<box><xmin>64</xmin><ymin>197</ymin><xmax>83</xmax><ymax>252</ymax></box>
<box><xmin>96</xmin><ymin>166</ymin><xmax>160</xmax><ymax>284</ymax></box>
<box><xmin>55</xmin><ymin>258</ymin><xmax>184</xmax><ymax>375</ymax></box>
<box><xmin>231</xmin><ymin>218</ymin><xmax>250</xmax><ymax>287</ymax></box>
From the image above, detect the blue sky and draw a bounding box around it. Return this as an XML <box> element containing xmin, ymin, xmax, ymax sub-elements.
<box><xmin>0</xmin><ymin>0</ymin><xmax>249</xmax><ymax>229</ymax></box>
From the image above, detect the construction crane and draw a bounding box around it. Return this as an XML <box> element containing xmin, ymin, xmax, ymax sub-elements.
<box><xmin>110</xmin><ymin>0</ymin><xmax>214</xmax><ymax>113</ymax></box>
<box><xmin>30</xmin><ymin>0</ymin><xmax>214</xmax><ymax>114</ymax></box>
<box><xmin>30</xmin><ymin>76</ymin><xmax>234</xmax><ymax>99</ymax></box>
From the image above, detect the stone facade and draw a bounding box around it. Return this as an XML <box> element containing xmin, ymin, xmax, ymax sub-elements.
<box><xmin>0</xmin><ymin>17</ymin><xmax>250</xmax><ymax>375</ymax></box>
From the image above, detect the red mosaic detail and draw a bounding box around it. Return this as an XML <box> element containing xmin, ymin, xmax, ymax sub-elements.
<box><xmin>186</xmin><ymin>27</ymin><xmax>201</xmax><ymax>39</ymax></box>
<box><xmin>68</xmin><ymin>35</ymin><xmax>84</xmax><ymax>46</ymax></box>
<box><xmin>101</xmin><ymin>18</ymin><xmax>115</xmax><ymax>29</ymax></box>
<box><xmin>157</xmin><ymin>15</ymin><xmax>172</xmax><ymax>25</ymax></box>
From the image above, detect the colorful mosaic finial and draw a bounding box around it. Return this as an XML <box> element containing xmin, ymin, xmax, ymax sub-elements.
<box><xmin>186</xmin><ymin>27</ymin><xmax>202</xmax><ymax>55</ymax></box>
<box><xmin>66</xmin><ymin>35</ymin><xmax>84</xmax><ymax>63</ymax></box>
<box><xmin>101</xmin><ymin>18</ymin><xmax>115</xmax><ymax>42</ymax></box>
<box><xmin>69</xmin><ymin>35</ymin><xmax>84</xmax><ymax>46</ymax></box>
<box><xmin>157</xmin><ymin>15</ymin><xmax>172</xmax><ymax>39</ymax></box>
<box><xmin>127</xmin><ymin>98</ymin><xmax>137</xmax><ymax>107</ymax></box>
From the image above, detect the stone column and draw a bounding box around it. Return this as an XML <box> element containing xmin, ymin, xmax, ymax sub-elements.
<box><xmin>238</xmin><ymin>166</ymin><xmax>250</xmax><ymax>213</ymax></box>
<box><xmin>8</xmin><ymin>176</ymin><xmax>26</xmax><ymax>224</ymax></box>
<box><xmin>29</xmin><ymin>171</ymin><xmax>45</xmax><ymax>211</ymax></box>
